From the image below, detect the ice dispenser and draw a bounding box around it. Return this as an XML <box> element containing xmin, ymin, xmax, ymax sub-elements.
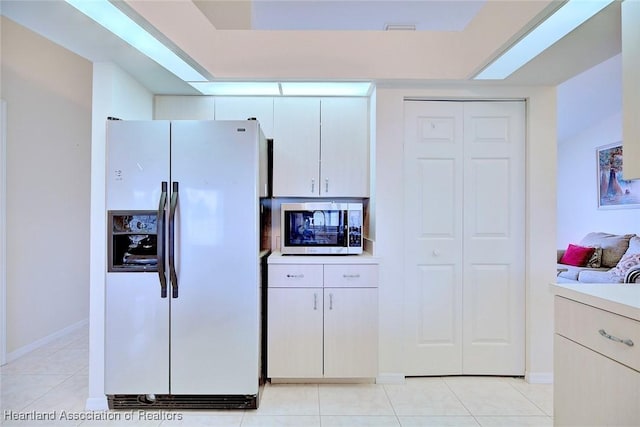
<box><xmin>108</xmin><ymin>211</ymin><xmax>158</xmax><ymax>272</ymax></box>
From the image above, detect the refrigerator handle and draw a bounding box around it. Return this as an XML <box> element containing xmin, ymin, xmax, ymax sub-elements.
<box><xmin>157</xmin><ymin>182</ymin><xmax>168</xmax><ymax>298</ymax></box>
<box><xmin>169</xmin><ymin>181</ymin><xmax>179</xmax><ymax>298</ymax></box>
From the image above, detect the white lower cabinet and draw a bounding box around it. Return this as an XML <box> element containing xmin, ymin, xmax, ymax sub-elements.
<box><xmin>554</xmin><ymin>295</ymin><xmax>640</xmax><ymax>426</ymax></box>
<box><xmin>323</xmin><ymin>287</ymin><xmax>378</xmax><ymax>377</ymax></box>
<box><xmin>267</xmin><ymin>262</ymin><xmax>378</xmax><ymax>379</ymax></box>
<box><xmin>268</xmin><ymin>287</ymin><xmax>323</xmax><ymax>378</ymax></box>
<box><xmin>554</xmin><ymin>335</ymin><xmax>640</xmax><ymax>426</ymax></box>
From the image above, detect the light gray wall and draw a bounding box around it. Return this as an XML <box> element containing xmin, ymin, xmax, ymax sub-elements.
<box><xmin>1</xmin><ymin>16</ymin><xmax>92</xmax><ymax>357</ymax></box>
<box><xmin>557</xmin><ymin>55</ymin><xmax>639</xmax><ymax>247</ymax></box>
<box><xmin>557</xmin><ymin>111</ymin><xmax>639</xmax><ymax>245</ymax></box>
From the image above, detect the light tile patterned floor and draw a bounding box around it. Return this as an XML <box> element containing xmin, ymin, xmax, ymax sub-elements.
<box><xmin>1</xmin><ymin>327</ymin><xmax>553</xmax><ymax>426</ymax></box>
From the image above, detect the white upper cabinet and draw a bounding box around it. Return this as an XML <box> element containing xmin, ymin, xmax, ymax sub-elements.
<box><xmin>273</xmin><ymin>98</ymin><xmax>321</xmax><ymax>197</ymax></box>
<box><xmin>273</xmin><ymin>97</ymin><xmax>370</xmax><ymax>197</ymax></box>
<box><xmin>154</xmin><ymin>95</ymin><xmax>370</xmax><ymax>197</ymax></box>
<box><xmin>320</xmin><ymin>97</ymin><xmax>370</xmax><ymax>197</ymax></box>
<box><xmin>214</xmin><ymin>97</ymin><xmax>274</xmax><ymax>139</ymax></box>
<box><xmin>154</xmin><ymin>96</ymin><xmax>215</xmax><ymax>120</ymax></box>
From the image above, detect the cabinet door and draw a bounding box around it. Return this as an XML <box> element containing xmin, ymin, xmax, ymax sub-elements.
<box><xmin>320</xmin><ymin>98</ymin><xmax>370</xmax><ymax>197</ymax></box>
<box><xmin>273</xmin><ymin>98</ymin><xmax>321</xmax><ymax>196</ymax></box>
<box><xmin>154</xmin><ymin>96</ymin><xmax>215</xmax><ymax>120</ymax></box>
<box><xmin>214</xmin><ymin>97</ymin><xmax>274</xmax><ymax>139</ymax></box>
<box><xmin>323</xmin><ymin>288</ymin><xmax>378</xmax><ymax>378</ymax></box>
<box><xmin>267</xmin><ymin>288</ymin><xmax>323</xmax><ymax>378</ymax></box>
<box><xmin>554</xmin><ymin>334</ymin><xmax>640</xmax><ymax>426</ymax></box>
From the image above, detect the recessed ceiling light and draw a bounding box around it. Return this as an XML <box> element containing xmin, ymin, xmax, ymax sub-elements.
<box><xmin>474</xmin><ymin>0</ymin><xmax>615</xmax><ymax>80</ymax></box>
<box><xmin>188</xmin><ymin>82</ymin><xmax>281</xmax><ymax>96</ymax></box>
<box><xmin>280</xmin><ymin>82</ymin><xmax>372</xmax><ymax>96</ymax></box>
<box><xmin>189</xmin><ymin>82</ymin><xmax>372</xmax><ymax>97</ymax></box>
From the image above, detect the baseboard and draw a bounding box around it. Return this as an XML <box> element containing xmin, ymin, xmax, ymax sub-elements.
<box><xmin>85</xmin><ymin>396</ymin><xmax>109</xmax><ymax>411</ymax></box>
<box><xmin>375</xmin><ymin>373</ymin><xmax>405</xmax><ymax>384</ymax></box>
<box><xmin>525</xmin><ymin>371</ymin><xmax>554</xmax><ymax>384</ymax></box>
<box><xmin>6</xmin><ymin>318</ymin><xmax>88</xmax><ymax>363</ymax></box>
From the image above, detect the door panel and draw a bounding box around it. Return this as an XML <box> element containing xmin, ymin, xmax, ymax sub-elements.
<box><xmin>323</xmin><ymin>288</ymin><xmax>378</xmax><ymax>378</ymax></box>
<box><xmin>267</xmin><ymin>288</ymin><xmax>323</xmax><ymax>378</ymax></box>
<box><xmin>105</xmin><ymin>273</ymin><xmax>170</xmax><ymax>394</ymax></box>
<box><xmin>105</xmin><ymin>121</ymin><xmax>170</xmax><ymax>394</ymax></box>
<box><xmin>462</xmin><ymin>102</ymin><xmax>525</xmax><ymax>375</ymax></box>
<box><xmin>320</xmin><ymin>97</ymin><xmax>370</xmax><ymax>197</ymax></box>
<box><xmin>403</xmin><ymin>101</ymin><xmax>464</xmax><ymax>375</ymax></box>
<box><xmin>106</xmin><ymin>121</ymin><xmax>170</xmax><ymax>211</ymax></box>
<box><xmin>273</xmin><ymin>98</ymin><xmax>320</xmax><ymax>196</ymax></box>
<box><xmin>404</xmin><ymin>101</ymin><xmax>525</xmax><ymax>376</ymax></box>
<box><xmin>169</xmin><ymin>120</ymin><xmax>260</xmax><ymax>394</ymax></box>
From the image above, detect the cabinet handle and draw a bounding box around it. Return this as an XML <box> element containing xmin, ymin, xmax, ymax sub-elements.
<box><xmin>598</xmin><ymin>329</ymin><xmax>634</xmax><ymax>347</ymax></box>
<box><xmin>329</xmin><ymin>293</ymin><xmax>333</xmax><ymax>310</ymax></box>
<box><xmin>286</xmin><ymin>274</ymin><xmax>304</xmax><ymax>279</ymax></box>
<box><xmin>325</xmin><ymin>178</ymin><xmax>329</xmax><ymax>193</ymax></box>
<box><xmin>343</xmin><ymin>274</ymin><xmax>360</xmax><ymax>279</ymax></box>
<box><xmin>311</xmin><ymin>179</ymin><xmax>315</xmax><ymax>193</ymax></box>
<box><xmin>313</xmin><ymin>293</ymin><xmax>318</xmax><ymax>310</ymax></box>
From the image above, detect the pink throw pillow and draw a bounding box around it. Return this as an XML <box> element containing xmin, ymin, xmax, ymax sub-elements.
<box><xmin>560</xmin><ymin>244</ymin><xmax>596</xmax><ymax>267</ymax></box>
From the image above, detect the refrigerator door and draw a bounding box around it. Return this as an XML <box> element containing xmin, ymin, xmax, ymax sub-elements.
<box><xmin>169</xmin><ymin>121</ymin><xmax>261</xmax><ymax>395</ymax></box>
<box><xmin>105</xmin><ymin>121</ymin><xmax>171</xmax><ymax>394</ymax></box>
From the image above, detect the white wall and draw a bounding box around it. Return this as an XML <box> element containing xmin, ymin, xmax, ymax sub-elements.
<box><xmin>557</xmin><ymin>112</ymin><xmax>639</xmax><ymax>246</ymax></box>
<box><xmin>0</xmin><ymin>16</ymin><xmax>92</xmax><ymax>358</ymax></box>
<box><xmin>374</xmin><ymin>85</ymin><xmax>558</xmax><ymax>383</ymax></box>
<box><xmin>557</xmin><ymin>54</ymin><xmax>639</xmax><ymax>247</ymax></box>
<box><xmin>87</xmin><ymin>62</ymin><xmax>153</xmax><ymax>410</ymax></box>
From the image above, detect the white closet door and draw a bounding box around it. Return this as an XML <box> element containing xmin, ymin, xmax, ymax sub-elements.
<box><xmin>403</xmin><ymin>100</ymin><xmax>525</xmax><ymax>376</ymax></box>
<box><xmin>403</xmin><ymin>101</ymin><xmax>464</xmax><ymax>375</ymax></box>
<box><xmin>462</xmin><ymin>101</ymin><xmax>525</xmax><ymax>375</ymax></box>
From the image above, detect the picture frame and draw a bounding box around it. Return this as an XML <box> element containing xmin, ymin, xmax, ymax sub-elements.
<box><xmin>597</xmin><ymin>142</ymin><xmax>640</xmax><ymax>209</ymax></box>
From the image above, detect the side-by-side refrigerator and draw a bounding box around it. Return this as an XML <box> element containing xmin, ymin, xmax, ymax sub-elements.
<box><xmin>105</xmin><ymin>120</ymin><xmax>269</xmax><ymax>409</ymax></box>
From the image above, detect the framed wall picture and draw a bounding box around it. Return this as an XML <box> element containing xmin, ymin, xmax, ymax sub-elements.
<box><xmin>597</xmin><ymin>142</ymin><xmax>640</xmax><ymax>209</ymax></box>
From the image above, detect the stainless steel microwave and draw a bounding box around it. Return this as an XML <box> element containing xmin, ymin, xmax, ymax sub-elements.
<box><xmin>280</xmin><ymin>202</ymin><xmax>363</xmax><ymax>255</ymax></box>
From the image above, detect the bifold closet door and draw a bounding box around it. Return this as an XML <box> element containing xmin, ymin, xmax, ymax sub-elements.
<box><xmin>403</xmin><ymin>100</ymin><xmax>525</xmax><ymax>376</ymax></box>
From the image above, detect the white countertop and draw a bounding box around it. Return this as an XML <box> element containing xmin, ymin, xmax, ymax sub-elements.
<box><xmin>268</xmin><ymin>251</ymin><xmax>379</xmax><ymax>265</ymax></box>
<box><xmin>551</xmin><ymin>282</ymin><xmax>640</xmax><ymax>321</ymax></box>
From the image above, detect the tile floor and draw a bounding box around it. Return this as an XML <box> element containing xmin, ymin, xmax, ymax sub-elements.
<box><xmin>1</xmin><ymin>326</ymin><xmax>553</xmax><ymax>426</ymax></box>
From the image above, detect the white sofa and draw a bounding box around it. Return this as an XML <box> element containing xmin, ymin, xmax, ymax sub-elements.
<box><xmin>557</xmin><ymin>232</ymin><xmax>640</xmax><ymax>284</ymax></box>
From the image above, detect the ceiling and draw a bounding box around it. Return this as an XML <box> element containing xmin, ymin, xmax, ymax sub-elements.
<box><xmin>0</xmin><ymin>0</ymin><xmax>622</xmax><ymax>95</ymax></box>
<box><xmin>193</xmin><ymin>0</ymin><xmax>486</xmax><ymax>31</ymax></box>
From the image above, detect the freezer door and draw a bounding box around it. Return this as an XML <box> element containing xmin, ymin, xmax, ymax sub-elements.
<box><xmin>106</xmin><ymin>121</ymin><xmax>171</xmax><ymax>211</ymax></box>
<box><xmin>169</xmin><ymin>121</ymin><xmax>261</xmax><ymax>395</ymax></box>
<box><xmin>105</xmin><ymin>120</ymin><xmax>170</xmax><ymax>394</ymax></box>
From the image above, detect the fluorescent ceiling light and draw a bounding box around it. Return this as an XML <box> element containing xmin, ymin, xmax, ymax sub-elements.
<box><xmin>189</xmin><ymin>82</ymin><xmax>281</xmax><ymax>96</ymax></box>
<box><xmin>280</xmin><ymin>82</ymin><xmax>372</xmax><ymax>96</ymax></box>
<box><xmin>65</xmin><ymin>0</ymin><xmax>208</xmax><ymax>82</ymax></box>
<box><xmin>189</xmin><ymin>82</ymin><xmax>372</xmax><ymax>97</ymax></box>
<box><xmin>474</xmin><ymin>0</ymin><xmax>614</xmax><ymax>80</ymax></box>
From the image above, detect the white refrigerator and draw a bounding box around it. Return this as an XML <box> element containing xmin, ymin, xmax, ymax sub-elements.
<box><xmin>104</xmin><ymin>120</ymin><xmax>269</xmax><ymax>409</ymax></box>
